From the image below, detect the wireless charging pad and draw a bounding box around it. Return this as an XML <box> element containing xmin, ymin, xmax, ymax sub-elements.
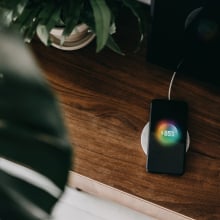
<box><xmin>141</xmin><ymin>122</ymin><xmax>190</xmax><ymax>155</ymax></box>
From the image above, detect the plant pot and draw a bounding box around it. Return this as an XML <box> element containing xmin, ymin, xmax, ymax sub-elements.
<box><xmin>49</xmin><ymin>24</ymin><xmax>95</xmax><ymax>51</ymax></box>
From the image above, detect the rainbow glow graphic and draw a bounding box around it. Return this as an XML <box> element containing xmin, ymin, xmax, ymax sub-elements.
<box><xmin>155</xmin><ymin>120</ymin><xmax>181</xmax><ymax>146</ymax></box>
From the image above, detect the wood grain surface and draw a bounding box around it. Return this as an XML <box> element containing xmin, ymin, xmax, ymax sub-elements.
<box><xmin>31</xmin><ymin>35</ymin><xmax>220</xmax><ymax>220</ymax></box>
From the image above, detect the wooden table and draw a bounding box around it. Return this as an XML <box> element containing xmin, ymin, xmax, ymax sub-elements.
<box><xmin>31</xmin><ymin>35</ymin><xmax>220</xmax><ymax>219</ymax></box>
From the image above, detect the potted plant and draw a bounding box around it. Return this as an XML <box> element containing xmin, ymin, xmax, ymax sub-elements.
<box><xmin>0</xmin><ymin>0</ymin><xmax>146</xmax><ymax>54</ymax></box>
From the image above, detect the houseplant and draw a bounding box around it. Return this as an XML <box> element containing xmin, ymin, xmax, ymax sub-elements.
<box><xmin>0</xmin><ymin>0</ymin><xmax>146</xmax><ymax>54</ymax></box>
<box><xmin>0</xmin><ymin>29</ymin><xmax>72</xmax><ymax>220</ymax></box>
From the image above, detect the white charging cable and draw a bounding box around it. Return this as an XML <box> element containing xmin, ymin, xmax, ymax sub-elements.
<box><xmin>168</xmin><ymin>60</ymin><xmax>184</xmax><ymax>100</ymax></box>
<box><xmin>168</xmin><ymin>71</ymin><xmax>177</xmax><ymax>100</ymax></box>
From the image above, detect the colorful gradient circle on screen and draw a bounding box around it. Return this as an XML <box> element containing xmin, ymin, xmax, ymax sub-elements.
<box><xmin>155</xmin><ymin>120</ymin><xmax>181</xmax><ymax>146</ymax></box>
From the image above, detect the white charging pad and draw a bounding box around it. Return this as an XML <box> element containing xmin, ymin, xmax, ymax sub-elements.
<box><xmin>141</xmin><ymin>122</ymin><xmax>190</xmax><ymax>155</ymax></box>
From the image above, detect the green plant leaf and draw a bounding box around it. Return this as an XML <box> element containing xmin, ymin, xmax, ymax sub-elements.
<box><xmin>36</xmin><ymin>24</ymin><xmax>50</xmax><ymax>45</ymax></box>
<box><xmin>0</xmin><ymin>30</ymin><xmax>72</xmax><ymax>220</ymax></box>
<box><xmin>0</xmin><ymin>0</ymin><xmax>21</xmax><ymax>9</ymax></box>
<box><xmin>79</xmin><ymin>2</ymin><xmax>95</xmax><ymax>31</ymax></box>
<box><xmin>90</xmin><ymin>0</ymin><xmax>111</xmax><ymax>52</ymax></box>
<box><xmin>106</xmin><ymin>35</ymin><xmax>125</xmax><ymax>55</ymax></box>
<box><xmin>12</xmin><ymin>0</ymin><xmax>28</xmax><ymax>20</ymax></box>
<box><xmin>62</xmin><ymin>0</ymin><xmax>84</xmax><ymax>37</ymax></box>
<box><xmin>12</xmin><ymin>5</ymin><xmax>41</xmax><ymax>43</ymax></box>
<box><xmin>37</xmin><ymin>3</ymin><xmax>61</xmax><ymax>45</ymax></box>
<box><xmin>0</xmin><ymin>7</ymin><xmax>13</xmax><ymax>26</ymax></box>
<box><xmin>23</xmin><ymin>9</ymin><xmax>41</xmax><ymax>43</ymax></box>
<box><xmin>0</xmin><ymin>0</ymin><xmax>28</xmax><ymax>26</ymax></box>
<box><xmin>23</xmin><ymin>23</ymin><xmax>38</xmax><ymax>43</ymax></box>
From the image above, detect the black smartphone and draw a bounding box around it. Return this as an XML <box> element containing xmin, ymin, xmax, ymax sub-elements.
<box><xmin>147</xmin><ymin>99</ymin><xmax>188</xmax><ymax>175</ymax></box>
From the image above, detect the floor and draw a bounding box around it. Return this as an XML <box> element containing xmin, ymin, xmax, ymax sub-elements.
<box><xmin>52</xmin><ymin>187</ymin><xmax>156</xmax><ymax>220</ymax></box>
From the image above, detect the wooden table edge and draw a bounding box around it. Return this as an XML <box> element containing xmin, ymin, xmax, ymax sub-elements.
<box><xmin>68</xmin><ymin>171</ymin><xmax>194</xmax><ymax>220</ymax></box>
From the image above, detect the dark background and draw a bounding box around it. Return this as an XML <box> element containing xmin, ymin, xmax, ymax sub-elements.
<box><xmin>147</xmin><ymin>0</ymin><xmax>220</xmax><ymax>86</ymax></box>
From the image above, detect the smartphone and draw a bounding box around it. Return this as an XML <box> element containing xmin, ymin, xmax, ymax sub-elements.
<box><xmin>147</xmin><ymin>99</ymin><xmax>188</xmax><ymax>175</ymax></box>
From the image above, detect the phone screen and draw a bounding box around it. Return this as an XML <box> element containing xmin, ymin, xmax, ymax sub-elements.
<box><xmin>147</xmin><ymin>99</ymin><xmax>188</xmax><ymax>175</ymax></box>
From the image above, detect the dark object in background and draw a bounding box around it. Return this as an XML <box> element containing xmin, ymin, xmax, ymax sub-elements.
<box><xmin>147</xmin><ymin>0</ymin><xmax>220</xmax><ymax>86</ymax></box>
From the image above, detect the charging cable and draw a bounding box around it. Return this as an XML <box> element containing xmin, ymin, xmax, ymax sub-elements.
<box><xmin>168</xmin><ymin>60</ymin><xmax>184</xmax><ymax>100</ymax></box>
